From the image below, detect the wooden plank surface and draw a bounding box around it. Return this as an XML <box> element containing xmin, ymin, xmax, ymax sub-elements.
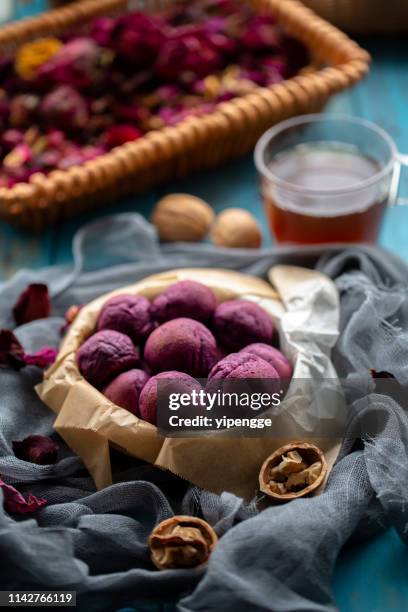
<box><xmin>0</xmin><ymin>8</ymin><xmax>407</xmax><ymax>611</ymax></box>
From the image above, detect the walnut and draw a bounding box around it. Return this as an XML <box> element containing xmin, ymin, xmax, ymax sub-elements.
<box><xmin>149</xmin><ymin>515</ymin><xmax>218</xmax><ymax>570</ymax></box>
<box><xmin>151</xmin><ymin>194</ymin><xmax>215</xmax><ymax>242</ymax></box>
<box><xmin>259</xmin><ymin>442</ymin><xmax>327</xmax><ymax>501</ymax></box>
<box><xmin>211</xmin><ymin>208</ymin><xmax>262</xmax><ymax>249</ymax></box>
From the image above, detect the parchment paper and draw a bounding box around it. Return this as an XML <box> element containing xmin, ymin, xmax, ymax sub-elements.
<box><xmin>36</xmin><ymin>265</ymin><xmax>344</xmax><ymax>499</ymax></box>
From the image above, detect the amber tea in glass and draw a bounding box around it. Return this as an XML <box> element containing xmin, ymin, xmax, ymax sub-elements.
<box><xmin>255</xmin><ymin>115</ymin><xmax>404</xmax><ymax>244</ymax></box>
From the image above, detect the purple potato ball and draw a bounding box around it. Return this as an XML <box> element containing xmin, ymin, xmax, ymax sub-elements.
<box><xmin>212</xmin><ymin>299</ymin><xmax>274</xmax><ymax>351</ymax></box>
<box><xmin>206</xmin><ymin>352</ymin><xmax>280</xmax><ymax>414</ymax></box>
<box><xmin>77</xmin><ymin>329</ymin><xmax>140</xmax><ymax>388</ymax></box>
<box><xmin>139</xmin><ymin>371</ymin><xmax>202</xmax><ymax>425</ymax></box>
<box><xmin>208</xmin><ymin>351</ymin><xmax>279</xmax><ymax>382</ymax></box>
<box><xmin>97</xmin><ymin>294</ymin><xmax>155</xmax><ymax>343</ymax></box>
<box><xmin>144</xmin><ymin>317</ymin><xmax>218</xmax><ymax>377</ymax></box>
<box><xmin>103</xmin><ymin>368</ymin><xmax>150</xmax><ymax>417</ymax></box>
<box><xmin>151</xmin><ymin>280</ymin><xmax>216</xmax><ymax>324</ymax></box>
<box><xmin>239</xmin><ymin>343</ymin><xmax>293</xmax><ymax>379</ymax></box>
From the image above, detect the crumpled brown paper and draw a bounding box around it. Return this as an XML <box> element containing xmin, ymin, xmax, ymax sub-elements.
<box><xmin>36</xmin><ymin>266</ymin><xmax>344</xmax><ymax>500</ymax></box>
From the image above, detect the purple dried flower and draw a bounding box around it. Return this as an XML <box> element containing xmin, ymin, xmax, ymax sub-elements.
<box><xmin>9</xmin><ymin>94</ymin><xmax>40</xmax><ymax>128</ymax></box>
<box><xmin>115</xmin><ymin>103</ymin><xmax>149</xmax><ymax>124</ymax></box>
<box><xmin>38</xmin><ymin>38</ymin><xmax>110</xmax><ymax>89</ymax></box>
<box><xmin>13</xmin><ymin>435</ymin><xmax>59</xmax><ymax>465</ymax></box>
<box><xmin>13</xmin><ymin>283</ymin><xmax>51</xmax><ymax>326</ymax></box>
<box><xmin>242</xmin><ymin>15</ymin><xmax>279</xmax><ymax>50</ymax></box>
<box><xmin>104</xmin><ymin>125</ymin><xmax>143</xmax><ymax>149</ymax></box>
<box><xmin>46</xmin><ymin>130</ymin><xmax>65</xmax><ymax>148</ymax></box>
<box><xmin>114</xmin><ymin>13</ymin><xmax>165</xmax><ymax>64</ymax></box>
<box><xmin>3</xmin><ymin>143</ymin><xmax>33</xmax><ymax>169</ymax></box>
<box><xmin>157</xmin><ymin>29</ymin><xmax>222</xmax><ymax>83</ymax></box>
<box><xmin>90</xmin><ymin>17</ymin><xmax>116</xmax><ymax>47</ymax></box>
<box><xmin>40</xmin><ymin>85</ymin><xmax>89</xmax><ymax>131</ymax></box>
<box><xmin>1</xmin><ymin>129</ymin><xmax>24</xmax><ymax>151</ymax></box>
<box><xmin>0</xmin><ymin>477</ymin><xmax>47</xmax><ymax>514</ymax></box>
<box><xmin>24</xmin><ymin>347</ymin><xmax>57</xmax><ymax>368</ymax></box>
<box><xmin>0</xmin><ymin>329</ymin><xmax>25</xmax><ymax>370</ymax></box>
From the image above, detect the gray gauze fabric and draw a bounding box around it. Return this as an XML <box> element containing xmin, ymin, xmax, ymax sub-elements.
<box><xmin>0</xmin><ymin>213</ymin><xmax>407</xmax><ymax>612</ymax></box>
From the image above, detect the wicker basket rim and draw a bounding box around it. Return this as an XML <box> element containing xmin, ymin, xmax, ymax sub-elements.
<box><xmin>0</xmin><ymin>0</ymin><xmax>370</xmax><ymax>211</ymax></box>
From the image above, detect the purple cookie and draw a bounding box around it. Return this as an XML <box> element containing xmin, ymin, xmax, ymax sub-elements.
<box><xmin>97</xmin><ymin>294</ymin><xmax>155</xmax><ymax>343</ymax></box>
<box><xmin>77</xmin><ymin>329</ymin><xmax>139</xmax><ymax>388</ymax></box>
<box><xmin>144</xmin><ymin>317</ymin><xmax>218</xmax><ymax>377</ymax></box>
<box><xmin>151</xmin><ymin>280</ymin><xmax>216</xmax><ymax>324</ymax></box>
<box><xmin>208</xmin><ymin>351</ymin><xmax>279</xmax><ymax>381</ymax></box>
<box><xmin>239</xmin><ymin>343</ymin><xmax>293</xmax><ymax>379</ymax></box>
<box><xmin>103</xmin><ymin>368</ymin><xmax>149</xmax><ymax>417</ymax></box>
<box><xmin>139</xmin><ymin>371</ymin><xmax>202</xmax><ymax>425</ymax></box>
<box><xmin>212</xmin><ymin>299</ymin><xmax>274</xmax><ymax>351</ymax></box>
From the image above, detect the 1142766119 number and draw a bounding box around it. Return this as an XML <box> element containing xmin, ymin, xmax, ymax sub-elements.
<box><xmin>0</xmin><ymin>592</ymin><xmax>76</xmax><ymax>607</ymax></box>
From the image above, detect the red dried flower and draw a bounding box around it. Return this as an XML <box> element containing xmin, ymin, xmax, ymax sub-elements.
<box><xmin>0</xmin><ymin>329</ymin><xmax>25</xmax><ymax>370</ymax></box>
<box><xmin>13</xmin><ymin>435</ymin><xmax>59</xmax><ymax>465</ymax></box>
<box><xmin>9</xmin><ymin>93</ymin><xmax>40</xmax><ymax>128</ymax></box>
<box><xmin>0</xmin><ymin>477</ymin><xmax>47</xmax><ymax>514</ymax></box>
<box><xmin>242</xmin><ymin>15</ymin><xmax>279</xmax><ymax>50</ymax></box>
<box><xmin>104</xmin><ymin>125</ymin><xmax>143</xmax><ymax>149</ymax></box>
<box><xmin>1</xmin><ymin>129</ymin><xmax>24</xmax><ymax>151</ymax></box>
<box><xmin>13</xmin><ymin>283</ymin><xmax>51</xmax><ymax>325</ymax></box>
<box><xmin>90</xmin><ymin>17</ymin><xmax>116</xmax><ymax>47</ymax></box>
<box><xmin>114</xmin><ymin>13</ymin><xmax>165</xmax><ymax>64</ymax></box>
<box><xmin>369</xmin><ymin>369</ymin><xmax>395</xmax><ymax>379</ymax></box>
<box><xmin>24</xmin><ymin>347</ymin><xmax>57</xmax><ymax>368</ymax></box>
<box><xmin>3</xmin><ymin>143</ymin><xmax>33</xmax><ymax>169</ymax></box>
<box><xmin>157</xmin><ymin>30</ymin><xmax>222</xmax><ymax>83</ymax></box>
<box><xmin>40</xmin><ymin>85</ymin><xmax>89</xmax><ymax>131</ymax></box>
<box><xmin>38</xmin><ymin>38</ymin><xmax>110</xmax><ymax>90</ymax></box>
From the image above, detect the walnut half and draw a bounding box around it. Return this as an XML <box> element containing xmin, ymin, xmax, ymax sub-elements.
<box><xmin>149</xmin><ymin>515</ymin><xmax>218</xmax><ymax>570</ymax></box>
<box><xmin>259</xmin><ymin>442</ymin><xmax>327</xmax><ymax>501</ymax></box>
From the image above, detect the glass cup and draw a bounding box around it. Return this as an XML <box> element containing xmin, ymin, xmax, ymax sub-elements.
<box><xmin>254</xmin><ymin>114</ymin><xmax>408</xmax><ymax>244</ymax></box>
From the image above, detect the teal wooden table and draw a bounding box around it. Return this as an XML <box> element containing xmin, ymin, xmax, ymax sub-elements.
<box><xmin>2</xmin><ymin>6</ymin><xmax>408</xmax><ymax>610</ymax></box>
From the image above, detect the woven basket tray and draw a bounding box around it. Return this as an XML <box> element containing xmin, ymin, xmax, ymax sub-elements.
<box><xmin>301</xmin><ymin>0</ymin><xmax>408</xmax><ymax>34</ymax></box>
<box><xmin>0</xmin><ymin>0</ymin><xmax>369</xmax><ymax>230</ymax></box>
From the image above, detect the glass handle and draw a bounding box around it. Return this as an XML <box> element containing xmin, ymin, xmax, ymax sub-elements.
<box><xmin>391</xmin><ymin>153</ymin><xmax>408</xmax><ymax>206</ymax></box>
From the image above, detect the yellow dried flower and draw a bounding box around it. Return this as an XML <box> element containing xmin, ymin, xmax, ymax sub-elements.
<box><xmin>203</xmin><ymin>75</ymin><xmax>221</xmax><ymax>98</ymax></box>
<box><xmin>15</xmin><ymin>38</ymin><xmax>63</xmax><ymax>80</ymax></box>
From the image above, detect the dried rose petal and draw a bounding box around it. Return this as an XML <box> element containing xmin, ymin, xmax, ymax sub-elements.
<box><xmin>1</xmin><ymin>129</ymin><xmax>24</xmax><ymax>151</ymax></box>
<box><xmin>113</xmin><ymin>13</ymin><xmax>165</xmax><ymax>64</ymax></box>
<box><xmin>370</xmin><ymin>369</ymin><xmax>395</xmax><ymax>379</ymax></box>
<box><xmin>13</xmin><ymin>435</ymin><xmax>59</xmax><ymax>465</ymax></box>
<box><xmin>90</xmin><ymin>17</ymin><xmax>116</xmax><ymax>47</ymax></box>
<box><xmin>38</xmin><ymin>38</ymin><xmax>109</xmax><ymax>90</ymax></box>
<box><xmin>104</xmin><ymin>125</ymin><xmax>143</xmax><ymax>149</ymax></box>
<box><xmin>157</xmin><ymin>30</ymin><xmax>222</xmax><ymax>83</ymax></box>
<box><xmin>242</xmin><ymin>15</ymin><xmax>279</xmax><ymax>50</ymax></box>
<box><xmin>40</xmin><ymin>85</ymin><xmax>89</xmax><ymax>131</ymax></box>
<box><xmin>0</xmin><ymin>329</ymin><xmax>25</xmax><ymax>370</ymax></box>
<box><xmin>13</xmin><ymin>283</ymin><xmax>51</xmax><ymax>325</ymax></box>
<box><xmin>9</xmin><ymin>94</ymin><xmax>40</xmax><ymax>129</ymax></box>
<box><xmin>3</xmin><ymin>143</ymin><xmax>33</xmax><ymax>168</ymax></box>
<box><xmin>0</xmin><ymin>477</ymin><xmax>47</xmax><ymax>514</ymax></box>
<box><xmin>23</xmin><ymin>347</ymin><xmax>57</xmax><ymax>368</ymax></box>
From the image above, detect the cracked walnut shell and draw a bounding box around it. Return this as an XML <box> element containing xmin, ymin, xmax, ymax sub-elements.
<box><xmin>151</xmin><ymin>194</ymin><xmax>215</xmax><ymax>242</ymax></box>
<box><xmin>259</xmin><ymin>442</ymin><xmax>327</xmax><ymax>501</ymax></box>
<box><xmin>149</xmin><ymin>515</ymin><xmax>218</xmax><ymax>570</ymax></box>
